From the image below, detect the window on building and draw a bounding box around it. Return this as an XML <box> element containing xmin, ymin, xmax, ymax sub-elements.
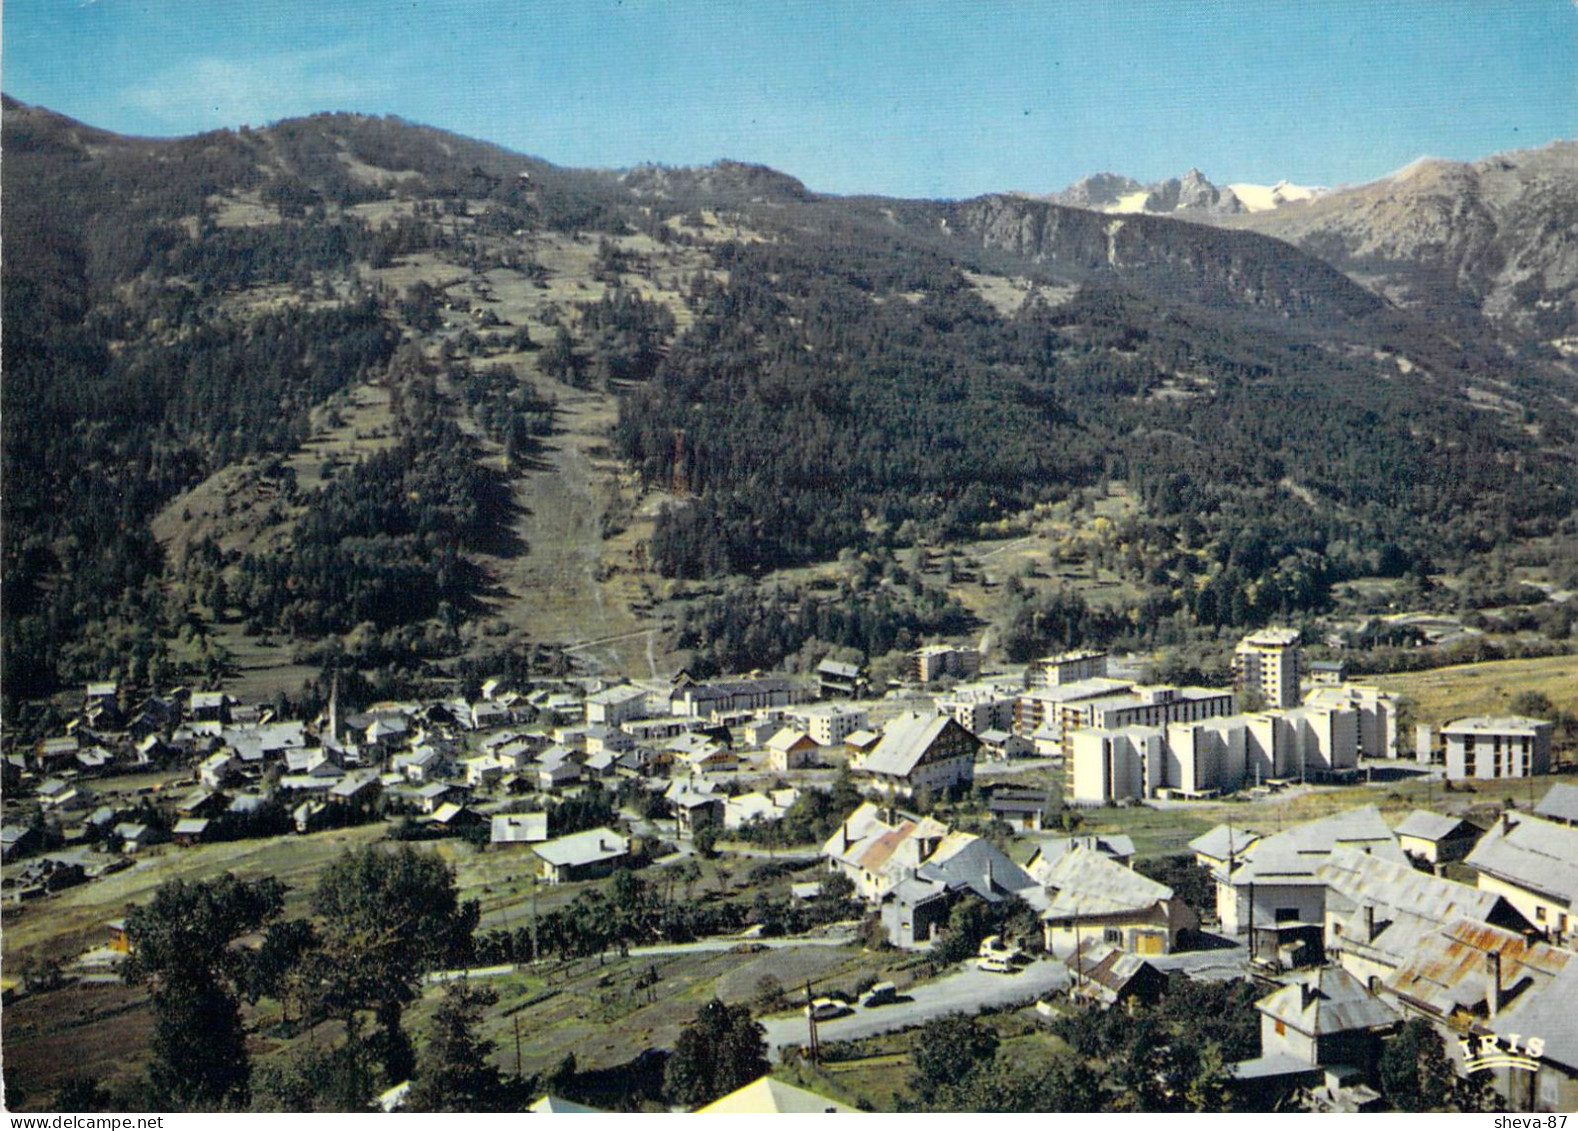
<box><xmin>1275</xmin><ymin>908</ymin><xmax>1300</xmax><ymax>923</ymax></box>
<box><xmin>1104</xmin><ymin>927</ymin><xmax>1122</xmax><ymax>944</ymax></box>
<box><xmin>1537</xmin><ymin>906</ymin><xmax>1547</xmax><ymax>922</ymax></box>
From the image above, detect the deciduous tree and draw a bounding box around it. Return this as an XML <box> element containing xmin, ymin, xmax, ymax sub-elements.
<box><xmin>312</xmin><ymin>847</ymin><xmax>479</xmax><ymax>1090</ymax></box>
<box><xmin>122</xmin><ymin>874</ymin><xmax>285</xmax><ymax>1110</ymax></box>
<box><xmin>663</xmin><ymin>998</ymin><xmax>768</xmax><ymax>1107</ymax></box>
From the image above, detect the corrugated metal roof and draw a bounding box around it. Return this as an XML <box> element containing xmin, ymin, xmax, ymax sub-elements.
<box><xmin>1386</xmin><ymin>916</ymin><xmax>1572</xmax><ymax>1019</ymax></box>
<box><xmin>1464</xmin><ymin>813</ymin><xmax>1578</xmax><ymax>906</ymax></box>
<box><xmin>1488</xmin><ymin>960</ymin><xmax>1578</xmax><ymax>1071</ymax></box>
<box><xmin>1069</xmin><ymin>940</ymin><xmax>1158</xmax><ymax>992</ymax></box>
<box><xmin>1393</xmin><ymin>809</ymin><xmax>1474</xmax><ymax>842</ymax></box>
<box><xmin>1040</xmin><ymin>846</ymin><xmax>1174</xmax><ymax>920</ymax></box>
<box><xmin>819</xmin><ymin>801</ymin><xmax>890</xmax><ymax>862</ymax></box>
<box><xmin>1232</xmin><ymin>805</ymin><xmax>1405</xmax><ymax>885</ymax></box>
<box><xmin>856</xmin><ymin>821</ymin><xmax>918</xmax><ymax>873</ymax></box>
<box><xmin>1533</xmin><ymin>782</ymin><xmax>1578</xmax><ymax>826</ymax></box>
<box><xmin>1320</xmin><ymin>843</ymin><xmax>1503</xmax><ymax>925</ymax></box>
<box><xmin>1256</xmin><ymin>968</ymin><xmax>1399</xmax><ymax>1036</ymax></box>
<box><xmin>1188</xmin><ymin>823</ymin><xmax>1262</xmax><ymax>861</ymax></box>
<box><xmin>918</xmin><ymin>835</ymin><xmax>1037</xmax><ymax>901</ymax></box>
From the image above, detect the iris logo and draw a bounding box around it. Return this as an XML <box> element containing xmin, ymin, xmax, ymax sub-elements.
<box><xmin>1459</xmin><ymin>1033</ymin><xmax>1546</xmax><ymax>1073</ymax></box>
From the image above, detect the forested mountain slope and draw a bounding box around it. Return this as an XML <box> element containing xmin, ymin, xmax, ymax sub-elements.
<box><xmin>4</xmin><ymin>97</ymin><xmax>1575</xmax><ymax>711</ymax></box>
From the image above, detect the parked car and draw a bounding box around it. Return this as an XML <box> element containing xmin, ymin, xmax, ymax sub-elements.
<box><xmin>805</xmin><ymin>997</ymin><xmax>851</xmax><ymax>1021</ymax></box>
<box><xmin>978</xmin><ymin>934</ymin><xmax>1024</xmax><ymax>963</ymax></box>
<box><xmin>861</xmin><ymin>981</ymin><xmax>897</xmax><ymax>1007</ymax></box>
<box><xmin>977</xmin><ymin>956</ymin><xmax>1017</xmax><ymax>974</ymax></box>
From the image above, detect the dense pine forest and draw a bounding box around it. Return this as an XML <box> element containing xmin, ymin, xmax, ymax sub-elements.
<box><xmin>617</xmin><ymin>234</ymin><xmax>1575</xmax><ymax>602</ymax></box>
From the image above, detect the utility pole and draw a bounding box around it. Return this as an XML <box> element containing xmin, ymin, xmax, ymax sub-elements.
<box><xmin>1072</xmin><ymin>916</ymin><xmax>1082</xmax><ymax>994</ymax></box>
<box><xmin>1247</xmin><ymin>881</ymin><xmax>1256</xmax><ymax>963</ymax></box>
<box><xmin>805</xmin><ymin>981</ymin><xmax>821</xmax><ymax>1064</ymax></box>
<box><xmin>530</xmin><ymin>877</ymin><xmax>540</xmax><ymax>967</ymax></box>
<box><xmin>1225</xmin><ymin>827</ymin><xmax>1237</xmax><ymax>936</ymax></box>
<box><xmin>514</xmin><ymin>1016</ymin><xmax>523</xmax><ymax>1080</ymax></box>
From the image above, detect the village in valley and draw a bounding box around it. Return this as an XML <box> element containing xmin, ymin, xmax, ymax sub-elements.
<box><xmin>3</xmin><ymin>626</ymin><xmax>1575</xmax><ymax>1113</ymax></box>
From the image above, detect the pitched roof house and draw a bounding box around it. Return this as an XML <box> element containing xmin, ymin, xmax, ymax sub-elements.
<box><xmin>1319</xmin><ymin>843</ymin><xmax>1530</xmax><ymax>986</ymax></box>
<box><xmin>724</xmin><ymin>788</ymin><xmax>799</xmax><ymax>830</ymax></box>
<box><xmin>855</xmin><ymin>713</ymin><xmax>978</xmax><ymax>798</ymax></box>
<box><xmin>879</xmin><ymin>832</ymin><xmax>1041</xmax><ymax>947</ymax></box>
<box><xmin>1215</xmin><ymin>805</ymin><xmax>1404</xmax><ymax>956</ymax></box>
<box><xmin>822</xmin><ymin>802</ymin><xmax>951</xmax><ymax>901</ymax></box>
<box><xmin>1025</xmin><ymin>833</ymin><xmax>1136</xmax><ymax>880</ymax></box>
<box><xmin>765</xmin><ymin>727</ymin><xmax>818</xmax><ymax>771</ymax></box>
<box><xmin>1253</xmin><ymin>967</ymin><xmax>1399</xmax><ymax>1074</ymax></box>
<box><xmin>696</xmin><ymin>1076</ymin><xmax>855</xmax><ymax>1114</ymax></box>
<box><xmin>1038</xmin><ymin>846</ymin><xmax>1197</xmax><ymax>957</ymax></box>
<box><xmin>490</xmin><ymin>812</ymin><xmax>549</xmax><ymax>845</ymax></box>
<box><xmin>1386</xmin><ymin>917</ymin><xmax>1571</xmax><ymax>1028</ymax></box>
<box><xmin>1188</xmin><ymin>823</ymin><xmax>1262</xmax><ymax>876</ymax></box>
<box><xmin>1065</xmin><ymin>940</ymin><xmax>1168</xmax><ymax>1007</ymax></box>
<box><xmin>1483</xmin><ymin>959</ymin><xmax>1578</xmax><ymax>1113</ymax></box>
<box><xmin>1464</xmin><ymin>812</ymin><xmax>1578</xmax><ymax>947</ymax></box>
<box><xmin>1533</xmin><ymin>782</ymin><xmax>1578</xmax><ymax>827</ymax></box>
<box><xmin>1393</xmin><ymin>809</ymin><xmax>1483</xmax><ymax>864</ymax></box>
<box><xmin>534</xmin><ymin>827</ymin><xmax>630</xmax><ymax>884</ymax></box>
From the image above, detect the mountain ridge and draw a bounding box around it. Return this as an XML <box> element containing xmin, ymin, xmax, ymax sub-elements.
<box><xmin>4</xmin><ymin>97</ymin><xmax>1576</xmax><ymax>706</ymax></box>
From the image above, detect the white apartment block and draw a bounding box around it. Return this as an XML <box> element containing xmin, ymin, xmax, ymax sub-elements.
<box><xmin>584</xmin><ymin>684</ymin><xmax>652</xmax><ymax>727</ymax></box>
<box><xmin>1303</xmin><ymin>683</ymin><xmax>1400</xmax><ymax>759</ymax></box>
<box><xmin>1060</xmin><ymin>685</ymin><xmax>1238</xmax><ymax>760</ymax></box>
<box><xmin>1234</xmin><ymin>627</ymin><xmax>1301</xmax><ymax>709</ymax></box>
<box><xmin>1014</xmin><ymin>677</ymin><xmax>1135</xmax><ymax>740</ymax></box>
<box><xmin>935</xmin><ymin>679</ymin><xmax>1019</xmax><ymax>736</ymax></box>
<box><xmin>1070</xmin><ymin>725</ymin><xmax>1165</xmax><ymax>804</ymax></box>
<box><xmin>787</xmin><ymin>703</ymin><xmax>870</xmax><ymax>747</ymax></box>
<box><xmin>1280</xmin><ymin>704</ymin><xmax>1360</xmax><ymax>779</ymax></box>
<box><xmin>1029</xmin><ymin>650</ymin><xmax>1110</xmax><ymax>688</ymax></box>
<box><xmin>1442</xmin><ymin>716</ymin><xmax>1553</xmax><ymax>781</ymax></box>
<box><xmin>910</xmin><ymin>644</ymin><xmax>982</xmax><ymax>684</ymax></box>
<box><xmin>1166</xmin><ymin>716</ymin><xmax>1248</xmax><ymax>797</ymax></box>
<box><xmin>1071</xmin><ymin>701</ymin><xmax>1358</xmax><ymax>803</ymax></box>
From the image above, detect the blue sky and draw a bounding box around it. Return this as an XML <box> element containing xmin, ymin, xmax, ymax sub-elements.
<box><xmin>4</xmin><ymin>1</ymin><xmax>1574</xmax><ymax>198</ymax></box>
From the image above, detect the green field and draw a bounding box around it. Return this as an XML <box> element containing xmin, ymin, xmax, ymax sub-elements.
<box><xmin>1373</xmin><ymin>653</ymin><xmax>1578</xmax><ymax>728</ymax></box>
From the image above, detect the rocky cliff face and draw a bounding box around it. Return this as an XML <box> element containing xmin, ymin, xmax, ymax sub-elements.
<box><xmin>1052</xmin><ymin>167</ymin><xmax>1245</xmax><ymax>216</ymax></box>
<box><xmin>1053</xmin><ymin>171</ymin><xmax>1146</xmax><ymax>210</ymax></box>
<box><xmin>944</xmin><ymin>194</ymin><xmax>1382</xmax><ymax>321</ymax></box>
<box><xmin>1227</xmin><ymin>142</ymin><xmax>1578</xmax><ymax>340</ymax></box>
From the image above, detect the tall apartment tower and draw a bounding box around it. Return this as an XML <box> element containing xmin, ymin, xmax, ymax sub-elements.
<box><xmin>1234</xmin><ymin>627</ymin><xmax>1301</xmax><ymax>709</ymax></box>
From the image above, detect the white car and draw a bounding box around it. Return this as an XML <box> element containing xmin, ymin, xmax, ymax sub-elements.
<box><xmin>978</xmin><ymin>934</ymin><xmax>1024</xmax><ymax>963</ymax></box>
<box><xmin>805</xmin><ymin>998</ymin><xmax>851</xmax><ymax>1021</ymax></box>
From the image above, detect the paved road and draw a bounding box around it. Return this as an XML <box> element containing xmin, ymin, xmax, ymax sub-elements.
<box><xmin>761</xmin><ymin>957</ymin><xmax>1071</xmax><ymax>1058</ymax></box>
<box><xmin>1150</xmin><ymin>940</ymin><xmax>1252</xmax><ymax>981</ymax></box>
